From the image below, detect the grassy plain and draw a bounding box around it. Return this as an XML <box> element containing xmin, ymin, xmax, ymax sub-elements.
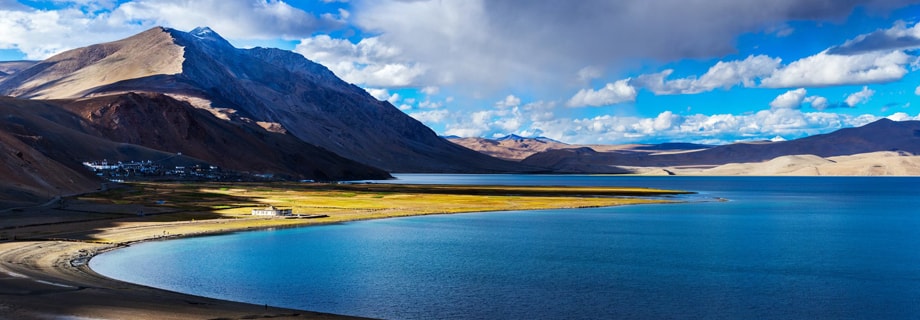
<box><xmin>2</xmin><ymin>181</ymin><xmax>689</xmax><ymax>243</ymax></box>
<box><xmin>72</xmin><ymin>182</ymin><xmax>687</xmax><ymax>240</ymax></box>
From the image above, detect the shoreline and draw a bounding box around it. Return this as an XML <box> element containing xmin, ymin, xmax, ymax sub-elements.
<box><xmin>0</xmin><ymin>219</ymin><xmax>376</xmax><ymax>319</ymax></box>
<box><xmin>0</xmin><ymin>182</ymin><xmax>687</xmax><ymax>319</ymax></box>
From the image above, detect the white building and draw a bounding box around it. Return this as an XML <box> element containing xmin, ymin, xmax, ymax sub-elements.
<box><xmin>251</xmin><ymin>205</ymin><xmax>292</xmax><ymax>216</ymax></box>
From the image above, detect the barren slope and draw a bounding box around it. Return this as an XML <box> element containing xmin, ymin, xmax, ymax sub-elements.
<box><xmin>0</xmin><ymin>27</ymin><xmax>530</xmax><ymax>173</ymax></box>
<box><xmin>0</xmin><ymin>28</ymin><xmax>183</xmax><ymax>99</ymax></box>
<box><xmin>448</xmin><ymin>136</ymin><xmax>572</xmax><ymax>160</ymax></box>
<box><xmin>677</xmin><ymin>151</ymin><xmax>920</xmax><ymax>176</ymax></box>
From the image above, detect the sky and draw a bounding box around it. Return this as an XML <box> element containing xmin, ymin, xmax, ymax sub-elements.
<box><xmin>2</xmin><ymin>0</ymin><xmax>920</xmax><ymax>144</ymax></box>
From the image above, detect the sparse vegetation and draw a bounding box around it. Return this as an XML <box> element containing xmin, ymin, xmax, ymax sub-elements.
<box><xmin>1</xmin><ymin>181</ymin><xmax>688</xmax><ymax>244</ymax></box>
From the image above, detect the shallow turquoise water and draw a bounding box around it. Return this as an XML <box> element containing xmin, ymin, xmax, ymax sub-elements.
<box><xmin>92</xmin><ymin>176</ymin><xmax>920</xmax><ymax>319</ymax></box>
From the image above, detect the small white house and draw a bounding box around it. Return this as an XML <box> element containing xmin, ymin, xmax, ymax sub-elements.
<box><xmin>251</xmin><ymin>205</ymin><xmax>292</xmax><ymax>216</ymax></box>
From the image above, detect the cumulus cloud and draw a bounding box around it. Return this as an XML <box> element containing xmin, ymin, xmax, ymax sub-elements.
<box><xmin>0</xmin><ymin>7</ymin><xmax>132</xmax><ymax>59</ymax></box>
<box><xmin>528</xmin><ymin>109</ymin><xmax>917</xmax><ymax>145</ymax></box>
<box><xmin>420</xmin><ymin>86</ymin><xmax>440</xmax><ymax>95</ymax></box>
<box><xmin>760</xmin><ymin>50</ymin><xmax>911</xmax><ymax>88</ymax></box>
<box><xmin>408</xmin><ymin>109</ymin><xmax>450</xmax><ymax>124</ymax></box>
<box><xmin>577</xmin><ymin>66</ymin><xmax>603</xmax><ymax>82</ymax></box>
<box><xmin>845</xmin><ymin>86</ymin><xmax>875</xmax><ymax>107</ymax></box>
<box><xmin>112</xmin><ymin>0</ymin><xmax>344</xmax><ymax>39</ymax></box>
<box><xmin>633</xmin><ymin>55</ymin><xmax>781</xmax><ymax>94</ymax></box>
<box><xmin>566</xmin><ymin>80</ymin><xmax>637</xmax><ymax>107</ymax></box>
<box><xmin>433</xmin><ymin>93</ymin><xmax>918</xmax><ymax>143</ymax></box>
<box><xmin>350</xmin><ymin>0</ymin><xmax>907</xmax><ymax>95</ymax></box>
<box><xmin>364</xmin><ymin>88</ymin><xmax>390</xmax><ymax>100</ymax></box>
<box><xmin>417</xmin><ymin>99</ymin><xmax>442</xmax><ymax>109</ymax></box>
<box><xmin>364</xmin><ymin>87</ymin><xmax>401</xmax><ymax>103</ymax></box>
<box><xmin>828</xmin><ymin>20</ymin><xmax>920</xmax><ymax>55</ymax></box>
<box><xmin>887</xmin><ymin>112</ymin><xmax>916</xmax><ymax>121</ymax></box>
<box><xmin>915</xmin><ymin>84</ymin><xmax>920</xmax><ymax>96</ymax></box>
<box><xmin>294</xmin><ymin>35</ymin><xmax>425</xmax><ymax>87</ymax></box>
<box><xmin>495</xmin><ymin>95</ymin><xmax>521</xmax><ymax>109</ymax></box>
<box><xmin>804</xmin><ymin>95</ymin><xmax>829</xmax><ymax>110</ymax></box>
<box><xmin>770</xmin><ymin>88</ymin><xmax>808</xmax><ymax>109</ymax></box>
<box><xmin>0</xmin><ymin>0</ymin><xmax>346</xmax><ymax>59</ymax></box>
<box><xmin>442</xmin><ymin>101</ymin><xmax>549</xmax><ymax>138</ymax></box>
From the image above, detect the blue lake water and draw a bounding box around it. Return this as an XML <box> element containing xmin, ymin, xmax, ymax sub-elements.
<box><xmin>91</xmin><ymin>175</ymin><xmax>920</xmax><ymax>319</ymax></box>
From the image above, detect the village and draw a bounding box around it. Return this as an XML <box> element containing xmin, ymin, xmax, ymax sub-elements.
<box><xmin>81</xmin><ymin>159</ymin><xmax>252</xmax><ymax>182</ymax></box>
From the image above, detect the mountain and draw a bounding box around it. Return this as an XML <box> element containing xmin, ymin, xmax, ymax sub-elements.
<box><xmin>449</xmin><ymin>134</ymin><xmax>711</xmax><ymax>162</ymax></box>
<box><xmin>0</xmin><ymin>93</ymin><xmax>390</xmax><ymax>208</ymax></box>
<box><xmin>448</xmin><ymin>135</ymin><xmax>572</xmax><ymax>161</ymax></box>
<box><xmin>0</xmin><ymin>61</ymin><xmax>36</xmax><ymax>77</ymax></box>
<box><xmin>521</xmin><ymin>119</ymin><xmax>920</xmax><ymax>171</ymax></box>
<box><xmin>0</xmin><ymin>96</ymin><xmax>180</xmax><ymax>208</ymax></box>
<box><xmin>683</xmin><ymin>151</ymin><xmax>920</xmax><ymax>176</ymax></box>
<box><xmin>0</xmin><ymin>27</ymin><xmax>527</xmax><ymax>173</ymax></box>
<box><xmin>61</xmin><ymin>92</ymin><xmax>390</xmax><ymax>181</ymax></box>
<box><xmin>514</xmin><ymin>147</ymin><xmax>631</xmax><ymax>173</ymax></box>
<box><xmin>494</xmin><ymin>134</ymin><xmax>562</xmax><ymax>143</ymax></box>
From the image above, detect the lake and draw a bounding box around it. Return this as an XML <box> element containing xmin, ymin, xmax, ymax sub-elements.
<box><xmin>91</xmin><ymin>175</ymin><xmax>920</xmax><ymax>319</ymax></box>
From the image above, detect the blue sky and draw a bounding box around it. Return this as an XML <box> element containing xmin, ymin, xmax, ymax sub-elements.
<box><xmin>2</xmin><ymin>0</ymin><xmax>920</xmax><ymax>144</ymax></box>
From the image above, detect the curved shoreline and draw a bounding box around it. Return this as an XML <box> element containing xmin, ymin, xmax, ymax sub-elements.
<box><xmin>0</xmin><ymin>221</ymin><xmax>374</xmax><ymax>319</ymax></box>
<box><xmin>0</xmin><ymin>183</ymin><xmax>687</xmax><ymax>319</ymax></box>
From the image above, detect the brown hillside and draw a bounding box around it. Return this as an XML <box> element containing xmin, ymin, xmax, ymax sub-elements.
<box><xmin>62</xmin><ymin>92</ymin><xmax>391</xmax><ymax>181</ymax></box>
<box><xmin>0</xmin><ymin>27</ymin><xmax>531</xmax><ymax>173</ymax></box>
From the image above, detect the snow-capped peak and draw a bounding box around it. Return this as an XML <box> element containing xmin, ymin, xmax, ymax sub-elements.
<box><xmin>190</xmin><ymin>26</ymin><xmax>216</xmax><ymax>38</ymax></box>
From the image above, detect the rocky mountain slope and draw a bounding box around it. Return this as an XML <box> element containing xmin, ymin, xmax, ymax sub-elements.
<box><xmin>62</xmin><ymin>92</ymin><xmax>390</xmax><ymax>181</ymax></box>
<box><xmin>0</xmin><ymin>94</ymin><xmax>390</xmax><ymax>208</ymax></box>
<box><xmin>0</xmin><ymin>61</ymin><xmax>36</xmax><ymax>79</ymax></box>
<box><xmin>0</xmin><ymin>27</ymin><xmax>526</xmax><ymax>173</ymax></box>
<box><xmin>447</xmin><ymin>135</ymin><xmax>573</xmax><ymax>160</ymax></box>
<box><xmin>0</xmin><ymin>96</ymin><xmax>173</xmax><ymax>208</ymax></box>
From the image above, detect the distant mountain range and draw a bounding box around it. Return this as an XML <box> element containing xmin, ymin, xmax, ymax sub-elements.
<box><xmin>447</xmin><ymin>135</ymin><xmax>573</xmax><ymax>161</ymax></box>
<box><xmin>451</xmin><ymin>119</ymin><xmax>920</xmax><ymax>174</ymax></box>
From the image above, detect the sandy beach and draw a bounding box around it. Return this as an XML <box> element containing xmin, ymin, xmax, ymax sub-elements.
<box><xmin>0</xmin><ymin>206</ymin><xmax>372</xmax><ymax>320</ymax></box>
<box><xmin>0</xmin><ymin>182</ymin><xmax>678</xmax><ymax>319</ymax></box>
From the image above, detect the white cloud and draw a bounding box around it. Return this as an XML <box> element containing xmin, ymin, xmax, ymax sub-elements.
<box><xmin>418</xmin><ymin>99</ymin><xmax>442</xmax><ymax>109</ymax></box>
<box><xmin>495</xmin><ymin>95</ymin><xmax>521</xmax><ymax>108</ymax></box>
<box><xmin>566</xmin><ymin>79</ymin><xmax>637</xmax><ymax>107</ymax></box>
<box><xmin>634</xmin><ymin>55</ymin><xmax>781</xmax><ymax>94</ymax></box>
<box><xmin>294</xmin><ymin>35</ymin><xmax>425</xmax><ymax>87</ymax></box>
<box><xmin>829</xmin><ymin>20</ymin><xmax>920</xmax><ymax>55</ymax></box>
<box><xmin>769</xmin><ymin>88</ymin><xmax>807</xmax><ymax>109</ymax></box>
<box><xmin>804</xmin><ymin>95</ymin><xmax>829</xmax><ymax>110</ymax></box>
<box><xmin>443</xmin><ymin>105</ymin><xmax>531</xmax><ymax>138</ymax></box>
<box><xmin>350</xmin><ymin>0</ymin><xmax>902</xmax><ymax>98</ymax></box>
<box><xmin>112</xmin><ymin>0</ymin><xmax>343</xmax><ymax>39</ymax></box>
<box><xmin>408</xmin><ymin>109</ymin><xmax>450</xmax><ymax>124</ymax></box>
<box><xmin>0</xmin><ymin>0</ymin><xmax>346</xmax><ymax>59</ymax></box>
<box><xmin>0</xmin><ymin>7</ymin><xmax>130</xmax><ymax>59</ymax></box>
<box><xmin>365</xmin><ymin>88</ymin><xmax>390</xmax><ymax>100</ymax></box>
<box><xmin>887</xmin><ymin>112</ymin><xmax>913</xmax><ymax>121</ymax></box>
<box><xmin>844</xmin><ymin>86</ymin><xmax>875</xmax><ymax>107</ymax></box>
<box><xmin>760</xmin><ymin>50</ymin><xmax>911</xmax><ymax>88</ymax></box>
<box><xmin>522</xmin><ymin>101</ymin><xmax>557</xmax><ymax>122</ymax></box>
<box><xmin>364</xmin><ymin>88</ymin><xmax>401</xmax><ymax>103</ymax></box>
<box><xmin>421</xmin><ymin>86</ymin><xmax>439</xmax><ymax>95</ymax></box>
<box><xmin>577</xmin><ymin>66</ymin><xmax>603</xmax><ymax>82</ymax></box>
<box><xmin>527</xmin><ymin>109</ymin><xmax>917</xmax><ymax>145</ymax></box>
<box><xmin>914</xmin><ymin>84</ymin><xmax>920</xmax><ymax>96</ymax></box>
